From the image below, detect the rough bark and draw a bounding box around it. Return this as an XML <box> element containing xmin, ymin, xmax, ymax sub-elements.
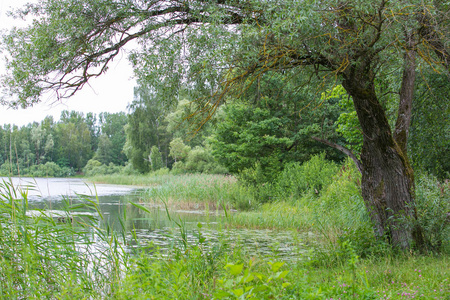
<box><xmin>342</xmin><ymin>60</ymin><xmax>422</xmax><ymax>249</ymax></box>
<box><xmin>394</xmin><ymin>34</ymin><xmax>416</xmax><ymax>155</ymax></box>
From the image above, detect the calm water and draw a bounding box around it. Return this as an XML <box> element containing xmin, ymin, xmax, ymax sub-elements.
<box><xmin>2</xmin><ymin>177</ymin><xmax>308</xmax><ymax>259</ymax></box>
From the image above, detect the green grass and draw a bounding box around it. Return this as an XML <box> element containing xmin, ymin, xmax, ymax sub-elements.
<box><xmin>0</xmin><ymin>179</ymin><xmax>125</xmax><ymax>299</ymax></box>
<box><xmin>113</xmin><ymin>234</ymin><xmax>449</xmax><ymax>299</ymax></box>
<box><xmin>89</xmin><ymin>173</ymin><xmax>238</xmax><ymax>209</ymax></box>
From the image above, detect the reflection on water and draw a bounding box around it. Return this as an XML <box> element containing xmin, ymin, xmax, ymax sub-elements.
<box><xmin>3</xmin><ymin>177</ymin><xmax>309</xmax><ymax>260</ymax></box>
<box><xmin>3</xmin><ymin>177</ymin><xmax>135</xmax><ymax>200</ymax></box>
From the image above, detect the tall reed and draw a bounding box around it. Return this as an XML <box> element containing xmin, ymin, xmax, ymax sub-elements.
<box><xmin>0</xmin><ymin>179</ymin><xmax>126</xmax><ymax>298</ymax></box>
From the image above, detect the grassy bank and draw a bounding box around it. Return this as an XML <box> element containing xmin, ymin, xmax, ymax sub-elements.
<box><xmin>115</xmin><ymin>248</ymin><xmax>449</xmax><ymax>299</ymax></box>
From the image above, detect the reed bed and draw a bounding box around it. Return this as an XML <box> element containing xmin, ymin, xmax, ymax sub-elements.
<box><xmin>90</xmin><ymin>173</ymin><xmax>238</xmax><ymax>209</ymax></box>
<box><xmin>0</xmin><ymin>179</ymin><xmax>126</xmax><ymax>298</ymax></box>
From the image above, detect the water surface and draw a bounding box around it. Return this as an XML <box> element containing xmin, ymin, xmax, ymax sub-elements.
<box><xmin>2</xmin><ymin>177</ymin><xmax>306</xmax><ymax>259</ymax></box>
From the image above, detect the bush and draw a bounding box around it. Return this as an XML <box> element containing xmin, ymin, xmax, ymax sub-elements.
<box><xmin>149</xmin><ymin>146</ymin><xmax>163</xmax><ymax>171</ymax></box>
<box><xmin>1</xmin><ymin>162</ymin><xmax>74</xmax><ymax>177</ymax></box>
<box><xmin>0</xmin><ymin>161</ymin><xmax>17</xmax><ymax>176</ymax></box>
<box><xmin>151</xmin><ymin>167</ymin><xmax>170</xmax><ymax>176</ymax></box>
<box><xmin>415</xmin><ymin>173</ymin><xmax>450</xmax><ymax>253</ymax></box>
<box><xmin>83</xmin><ymin>159</ymin><xmax>122</xmax><ymax>176</ymax></box>
<box><xmin>238</xmin><ymin>154</ymin><xmax>282</xmax><ymax>187</ymax></box>
<box><xmin>182</xmin><ymin>146</ymin><xmax>228</xmax><ymax>174</ymax></box>
<box><xmin>171</xmin><ymin>161</ymin><xmax>186</xmax><ymax>175</ymax></box>
<box><xmin>120</xmin><ymin>162</ymin><xmax>139</xmax><ymax>175</ymax></box>
<box><xmin>28</xmin><ymin>162</ymin><xmax>73</xmax><ymax>177</ymax></box>
<box><xmin>275</xmin><ymin>153</ymin><xmax>339</xmax><ymax>200</ymax></box>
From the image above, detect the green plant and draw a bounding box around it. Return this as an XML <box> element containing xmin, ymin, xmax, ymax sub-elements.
<box><xmin>184</xmin><ymin>146</ymin><xmax>227</xmax><ymax>174</ymax></box>
<box><xmin>414</xmin><ymin>173</ymin><xmax>450</xmax><ymax>253</ymax></box>
<box><xmin>149</xmin><ymin>146</ymin><xmax>164</xmax><ymax>171</ymax></box>
<box><xmin>0</xmin><ymin>179</ymin><xmax>126</xmax><ymax>298</ymax></box>
<box><xmin>214</xmin><ymin>260</ymin><xmax>291</xmax><ymax>299</ymax></box>
<box><xmin>275</xmin><ymin>153</ymin><xmax>340</xmax><ymax>201</ymax></box>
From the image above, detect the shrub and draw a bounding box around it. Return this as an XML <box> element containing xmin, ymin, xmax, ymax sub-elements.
<box><xmin>183</xmin><ymin>146</ymin><xmax>227</xmax><ymax>174</ymax></box>
<box><xmin>415</xmin><ymin>173</ymin><xmax>450</xmax><ymax>253</ymax></box>
<box><xmin>171</xmin><ymin>161</ymin><xmax>186</xmax><ymax>175</ymax></box>
<box><xmin>83</xmin><ymin>159</ymin><xmax>122</xmax><ymax>176</ymax></box>
<box><xmin>275</xmin><ymin>153</ymin><xmax>339</xmax><ymax>200</ymax></box>
<box><xmin>151</xmin><ymin>167</ymin><xmax>170</xmax><ymax>176</ymax></box>
<box><xmin>0</xmin><ymin>161</ymin><xmax>17</xmax><ymax>176</ymax></box>
<box><xmin>120</xmin><ymin>162</ymin><xmax>139</xmax><ymax>175</ymax></box>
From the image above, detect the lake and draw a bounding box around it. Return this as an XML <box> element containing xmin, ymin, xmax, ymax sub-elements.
<box><xmin>1</xmin><ymin>177</ymin><xmax>308</xmax><ymax>260</ymax></box>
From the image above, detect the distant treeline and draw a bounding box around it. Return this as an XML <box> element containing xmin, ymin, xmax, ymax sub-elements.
<box><xmin>0</xmin><ymin>111</ymin><xmax>127</xmax><ymax>177</ymax></box>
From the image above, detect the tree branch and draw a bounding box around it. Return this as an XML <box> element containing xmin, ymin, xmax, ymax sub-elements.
<box><xmin>394</xmin><ymin>31</ymin><xmax>416</xmax><ymax>155</ymax></box>
<box><xmin>311</xmin><ymin>136</ymin><xmax>362</xmax><ymax>174</ymax></box>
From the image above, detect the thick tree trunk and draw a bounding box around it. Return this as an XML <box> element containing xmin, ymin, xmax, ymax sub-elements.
<box><xmin>342</xmin><ymin>63</ymin><xmax>423</xmax><ymax>250</ymax></box>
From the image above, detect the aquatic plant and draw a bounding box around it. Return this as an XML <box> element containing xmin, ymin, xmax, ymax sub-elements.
<box><xmin>0</xmin><ymin>178</ymin><xmax>126</xmax><ymax>298</ymax></box>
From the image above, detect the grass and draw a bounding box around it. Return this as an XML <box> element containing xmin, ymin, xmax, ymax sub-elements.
<box><xmin>89</xmin><ymin>173</ymin><xmax>238</xmax><ymax>210</ymax></box>
<box><xmin>113</xmin><ymin>233</ymin><xmax>449</xmax><ymax>299</ymax></box>
<box><xmin>0</xmin><ymin>179</ymin><xmax>125</xmax><ymax>299</ymax></box>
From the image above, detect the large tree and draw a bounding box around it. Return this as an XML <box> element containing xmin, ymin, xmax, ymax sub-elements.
<box><xmin>1</xmin><ymin>0</ymin><xmax>449</xmax><ymax>249</ymax></box>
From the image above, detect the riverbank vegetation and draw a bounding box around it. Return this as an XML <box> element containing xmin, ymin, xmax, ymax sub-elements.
<box><xmin>92</xmin><ymin>155</ymin><xmax>449</xmax><ymax>255</ymax></box>
<box><xmin>1</xmin><ymin>166</ymin><xmax>449</xmax><ymax>299</ymax></box>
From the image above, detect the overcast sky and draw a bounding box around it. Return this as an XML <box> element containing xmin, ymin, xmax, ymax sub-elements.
<box><xmin>0</xmin><ymin>0</ymin><xmax>136</xmax><ymax>127</ymax></box>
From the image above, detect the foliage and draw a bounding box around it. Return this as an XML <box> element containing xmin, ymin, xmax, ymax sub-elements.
<box><xmin>275</xmin><ymin>153</ymin><xmax>340</xmax><ymax>200</ymax></box>
<box><xmin>169</xmin><ymin>138</ymin><xmax>191</xmax><ymax>163</ymax></box>
<box><xmin>409</xmin><ymin>73</ymin><xmax>450</xmax><ymax>179</ymax></box>
<box><xmin>214</xmin><ymin>260</ymin><xmax>291</xmax><ymax>299</ymax></box>
<box><xmin>83</xmin><ymin>159</ymin><xmax>123</xmax><ymax>176</ymax></box>
<box><xmin>0</xmin><ymin>161</ymin><xmax>73</xmax><ymax>177</ymax></box>
<box><xmin>1</xmin><ymin>0</ymin><xmax>449</xmax><ymax>250</ymax></box>
<box><xmin>97</xmin><ymin>112</ymin><xmax>128</xmax><ymax>165</ymax></box>
<box><xmin>184</xmin><ymin>146</ymin><xmax>228</xmax><ymax>174</ymax></box>
<box><xmin>0</xmin><ymin>174</ymin><xmax>444</xmax><ymax>299</ymax></box>
<box><xmin>165</xmin><ymin>98</ymin><xmax>216</xmax><ymax>148</ymax></box>
<box><xmin>0</xmin><ymin>179</ymin><xmax>125</xmax><ymax>298</ymax></box>
<box><xmin>414</xmin><ymin>173</ymin><xmax>450</xmax><ymax>252</ymax></box>
<box><xmin>210</xmin><ymin>74</ymin><xmax>346</xmax><ymax>185</ymax></box>
<box><xmin>25</xmin><ymin>161</ymin><xmax>73</xmax><ymax>177</ymax></box>
<box><xmin>125</xmin><ymin>85</ymin><xmax>173</xmax><ymax>173</ymax></box>
<box><xmin>149</xmin><ymin>145</ymin><xmax>164</xmax><ymax>172</ymax></box>
<box><xmin>331</xmin><ymin>85</ymin><xmax>363</xmax><ymax>154</ymax></box>
<box><xmin>0</xmin><ymin>111</ymin><xmax>127</xmax><ymax>175</ymax></box>
<box><xmin>54</xmin><ymin>111</ymin><xmax>93</xmax><ymax>171</ymax></box>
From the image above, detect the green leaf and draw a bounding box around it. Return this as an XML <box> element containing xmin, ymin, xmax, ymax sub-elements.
<box><xmin>232</xmin><ymin>288</ymin><xmax>244</xmax><ymax>297</ymax></box>
<box><xmin>225</xmin><ymin>263</ymin><xmax>244</xmax><ymax>276</ymax></box>
<box><xmin>273</xmin><ymin>270</ymin><xmax>289</xmax><ymax>280</ymax></box>
<box><xmin>213</xmin><ymin>290</ymin><xmax>232</xmax><ymax>298</ymax></box>
<box><xmin>129</xmin><ymin>202</ymin><xmax>151</xmax><ymax>214</ymax></box>
<box><xmin>268</xmin><ymin>261</ymin><xmax>285</xmax><ymax>272</ymax></box>
<box><xmin>252</xmin><ymin>285</ymin><xmax>269</xmax><ymax>293</ymax></box>
<box><xmin>242</xmin><ymin>274</ymin><xmax>255</xmax><ymax>284</ymax></box>
<box><xmin>252</xmin><ymin>272</ymin><xmax>264</xmax><ymax>280</ymax></box>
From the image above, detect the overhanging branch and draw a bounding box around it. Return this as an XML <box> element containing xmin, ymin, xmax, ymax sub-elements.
<box><xmin>311</xmin><ymin>136</ymin><xmax>362</xmax><ymax>174</ymax></box>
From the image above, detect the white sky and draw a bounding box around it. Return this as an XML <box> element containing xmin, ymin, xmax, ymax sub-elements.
<box><xmin>0</xmin><ymin>0</ymin><xmax>136</xmax><ymax>127</ymax></box>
